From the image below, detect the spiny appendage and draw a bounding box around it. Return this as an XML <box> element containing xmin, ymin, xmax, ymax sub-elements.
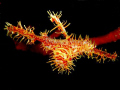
<box><xmin>47</xmin><ymin>10</ymin><xmax>70</xmax><ymax>38</ymax></box>
<box><xmin>46</xmin><ymin>34</ymin><xmax>95</xmax><ymax>75</ymax></box>
<box><xmin>72</xmin><ymin>35</ymin><xmax>96</xmax><ymax>60</ymax></box>
<box><xmin>39</xmin><ymin>29</ymin><xmax>50</xmax><ymax>37</ymax></box>
<box><xmin>4</xmin><ymin>21</ymin><xmax>36</xmax><ymax>44</ymax></box>
<box><xmin>47</xmin><ymin>10</ymin><xmax>70</xmax><ymax>28</ymax></box>
<box><xmin>91</xmin><ymin>48</ymin><xmax>118</xmax><ymax>63</ymax></box>
<box><xmin>75</xmin><ymin>35</ymin><xmax>117</xmax><ymax>63</ymax></box>
<box><xmin>47</xmin><ymin>48</ymin><xmax>76</xmax><ymax>75</ymax></box>
<box><xmin>47</xmin><ymin>10</ymin><xmax>62</xmax><ymax>20</ymax></box>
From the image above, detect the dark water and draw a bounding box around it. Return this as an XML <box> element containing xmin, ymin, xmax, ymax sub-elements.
<box><xmin>1</xmin><ymin>0</ymin><xmax>120</xmax><ymax>89</ymax></box>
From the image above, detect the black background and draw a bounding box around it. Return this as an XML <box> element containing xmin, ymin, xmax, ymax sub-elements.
<box><xmin>1</xmin><ymin>0</ymin><xmax>120</xmax><ymax>89</ymax></box>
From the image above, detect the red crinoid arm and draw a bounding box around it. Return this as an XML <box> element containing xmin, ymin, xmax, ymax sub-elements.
<box><xmin>13</xmin><ymin>40</ymin><xmax>29</xmax><ymax>51</ymax></box>
<box><xmin>90</xmin><ymin>27</ymin><xmax>120</xmax><ymax>46</ymax></box>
